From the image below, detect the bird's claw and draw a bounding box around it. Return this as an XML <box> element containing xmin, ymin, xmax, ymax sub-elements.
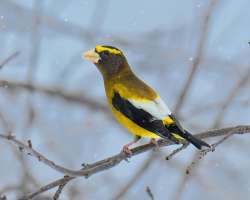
<box><xmin>150</xmin><ymin>139</ymin><xmax>160</xmax><ymax>150</ymax></box>
<box><xmin>122</xmin><ymin>145</ymin><xmax>133</xmax><ymax>156</ymax></box>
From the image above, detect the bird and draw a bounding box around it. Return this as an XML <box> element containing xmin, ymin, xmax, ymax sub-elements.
<box><xmin>83</xmin><ymin>45</ymin><xmax>210</xmax><ymax>154</ymax></box>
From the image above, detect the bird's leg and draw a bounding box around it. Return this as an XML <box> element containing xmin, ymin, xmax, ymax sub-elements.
<box><xmin>149</xmin><ymin>138</ymin><xmax>160</xmax><ymax>150</ymax></box>
<box><xmin>123</xmin><ymin>136</ymin><xmax>141</xmax><ymax>155</ymax></box>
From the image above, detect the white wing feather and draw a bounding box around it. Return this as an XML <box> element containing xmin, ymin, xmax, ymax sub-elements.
<box><xmin>128</xmin><ymin>97</ymin><xmax>171</xmax><ymax>120</ymax></box>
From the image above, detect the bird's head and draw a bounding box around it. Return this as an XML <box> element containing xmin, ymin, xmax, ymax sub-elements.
<box><xmin>83</xmin><ymin>45</ymin><xmax>129</xmax><ymax>78</ymax></box>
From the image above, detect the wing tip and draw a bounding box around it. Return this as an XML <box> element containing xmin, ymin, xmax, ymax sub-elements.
<box><xmin>184</xmin><ymin>131</ymin><xmax>210</xmax><ymax>149</ymax></box>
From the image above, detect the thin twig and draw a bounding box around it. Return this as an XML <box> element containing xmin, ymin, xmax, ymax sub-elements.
<box><xmin>111</xmin><ymin>152</ymin><xmax>156</xmax><ymax>200</ymax></box>
<box><xmin>185</xmin><ymin>130</ymin><xmax>235</xmax><ymax>175</ymax></box>
<box><xmin>146</xmin><ymin>186</ymin><xmax>155</xmax><ymax>200</ymax></box>
<box><xmin>19</xmin><ymin>176</ymin><xmax>73</xmax><ymax>200</ymax></box>
<box><xmin>174</xmin><ymin>0</ymin><xmax>217</xmax><ymax>115</ymax></box>
<box><xmin>165</xmin><ymin>143</ymin><xmax>189</xmax><ymax>160</ymax></box>
<box><xmin>53</xmin><ymin>177</ymin><xmax>68</xmax><ymax>200</ymax></box>
<box><xmin>23</xmin><ymin>0</ymin><xmax>43</xmax><ymax>130</ymax></box>
<box><xmin>0</xmin><ymin>51</ymin><xmax>20</xmax><ymax>69</ymax></box>
<box><xmin>213</xmin><ymin>67</ymin><xmax>250</xmax><ymax>128</ymax></box>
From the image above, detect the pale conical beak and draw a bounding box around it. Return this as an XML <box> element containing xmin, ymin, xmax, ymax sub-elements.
<box><xmin>82</xmin><ymin>49</ymin><xmax>100</xmax><ymax>63</ymax></box>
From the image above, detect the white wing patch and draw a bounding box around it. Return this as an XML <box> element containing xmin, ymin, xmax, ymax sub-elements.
<box><xmin>129</xmin><ymin>97</ymin><xmax>171</xmax><ymax>120</ymax></box>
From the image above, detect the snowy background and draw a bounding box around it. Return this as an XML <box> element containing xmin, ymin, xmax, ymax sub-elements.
<box><xmin>0</xmin><ymin>0</ymin><xmax>250</xmax><ymax>199</ymax></box>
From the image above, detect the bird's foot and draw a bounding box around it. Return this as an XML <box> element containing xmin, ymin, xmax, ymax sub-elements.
<box><xmin>150</xmin><ymin>138</ymin><xmax>160</xmax><ymax>150</ymax></box>
<box><xmin>122</xmin><ymin>145</ymin><xmax>132</xmax><ymax>155</ymax></box>
<box><xmin>122</xmin><ymin>141</ymin><xmax>136</xmax><ymax>155</ymax></box>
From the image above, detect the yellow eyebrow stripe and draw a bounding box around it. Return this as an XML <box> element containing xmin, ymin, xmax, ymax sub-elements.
<box><xmin>95</xmin><ymin>46</ymin><xmax>122</xmax><ymax>55</ymax></box>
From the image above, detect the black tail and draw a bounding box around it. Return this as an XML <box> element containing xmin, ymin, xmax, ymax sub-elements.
<box><xmin>181</xmin><ymin>131</ymin><xmax>210</xmax><ymax>149</ymax></box>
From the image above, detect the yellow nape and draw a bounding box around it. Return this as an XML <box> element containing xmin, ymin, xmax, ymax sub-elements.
<box><xmin>163</xmin><ymin>116</ymin><xmax>175</xmax><ymax>125</ymax></box>
<box><xmin>112</xmin><ymin>107</ymin><xmax>160</xmax><ymax>139</ymax></box>
<box><xmin>95</xmin><ymin>45</ymin><xmax>122</xmax><ymax>55</ymax></box>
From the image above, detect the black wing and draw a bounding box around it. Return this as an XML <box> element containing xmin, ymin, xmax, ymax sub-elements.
<box><xmin>112</xmin><ymin>92</ymin><xmax>171</xmax><ymax>139</ymax></box>
<box><xmin>168</xmin><ymin>114</ymin><xmax>210</xmax><ymax>149</ymax></box>
<box><xmin>167</xmin><ymin>114</ymin><xmax>186</xmax><ymax>133</ymax></box>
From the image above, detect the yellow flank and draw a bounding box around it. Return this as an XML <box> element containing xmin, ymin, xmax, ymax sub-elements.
<box><xmin>95</xmin><ymin>46</ymin><xmax>122</xmax><ymax>55</ymax></box>
<box><xmin>112</xmin><ymin>107</ymin><xmax>160</xmax><ymax>139</ymax></box>
<box><xmin>163</xmin><ymin>116</ymin><xmax>184</xmax><ymax>140</ymax></box>
<box><xmin>163</xmin><ymin>116</ymin><xmax>175</xmax><ymax>125</ymax></box>
<box><xmin>172</xmin><ymin>133</ymin><xmax>185</xmax><ymax>141</ymax></box>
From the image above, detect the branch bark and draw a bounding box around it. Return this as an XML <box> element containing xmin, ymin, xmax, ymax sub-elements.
<box><xmin>0</xmin><ymin>125</ymin><xmax>249</xmax><ymax>199</ymax></box>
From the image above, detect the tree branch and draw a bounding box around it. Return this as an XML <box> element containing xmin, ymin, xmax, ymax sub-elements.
<box><xmin>0</xmin><ymin>125</ymin><xmax>248</xmax><ymax>199</ymax></box>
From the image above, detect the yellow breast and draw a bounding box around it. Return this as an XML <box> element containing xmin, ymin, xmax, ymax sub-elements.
<box><xmin>111</xmin><ymin>107</ymin><xmax>160</xmax><ymax>139</ymax></box>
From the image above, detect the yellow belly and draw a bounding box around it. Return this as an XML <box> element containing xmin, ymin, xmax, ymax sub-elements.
<box><xmin>112</xmin><ymin>108</ymin><xmax>160</xmax><ymax>139</ymax></box>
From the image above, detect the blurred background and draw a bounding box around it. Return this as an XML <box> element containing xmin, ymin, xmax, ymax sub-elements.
<box><xmin>0</xmin><ymin>0</ymin><xmax>250</xmax><ymax>199</ymax></box>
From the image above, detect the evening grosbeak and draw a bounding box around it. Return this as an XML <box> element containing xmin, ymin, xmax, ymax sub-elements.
<box><xmin>83</xmin><ymin>45</ymin><xmax>210</xmax><ymax>153</ymax></box>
